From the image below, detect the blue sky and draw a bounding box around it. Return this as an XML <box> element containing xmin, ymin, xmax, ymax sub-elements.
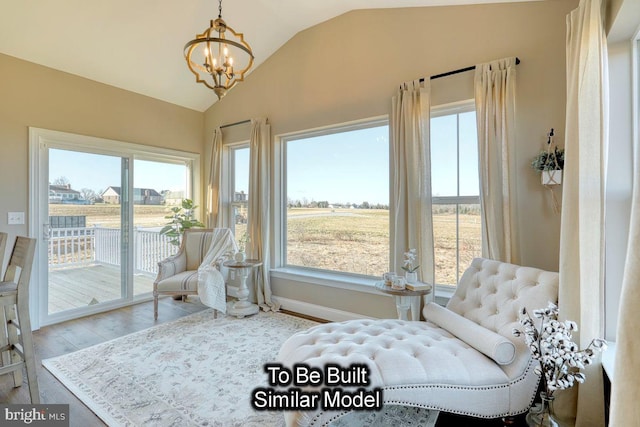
<box><xmin>431</xmin><ymin>111</ymin><xmax>479</xmax><ymax>197</ymax></box>
<box><xmin>285</xmin><ymin>111</ymin><xmax>479</xmax><ymax>205</ymax></box>
<box><xmin>49</xmin><ymin>111</ymin><xmax>479</xmax><ymax>203</ymax></box>
<box><xmin>287</xmin><ymin>126</ymin><xmax>389</xmax><ymax>205</ymax></box>
<box><xmin>49</xmin><ymin>150</ymin><xmax>187</xmax><ymax>193</ymax></box>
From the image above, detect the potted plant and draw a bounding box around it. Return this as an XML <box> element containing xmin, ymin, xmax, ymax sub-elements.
<box><xmin>160</xmin><ymin>199</ymin><xmax>205</xmax><ymax>246</ymax></box>
<box><xmin>532</xmin><ymin>129</ymin><xmax>564</xmax><ymax>186</ymax></box>
<box><xmin>513</xmin><ymin>302</ymin><xmax>606</xmax><ymax>426</ymax></box>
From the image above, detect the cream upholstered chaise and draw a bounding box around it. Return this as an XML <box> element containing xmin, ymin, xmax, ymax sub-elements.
<box><xmin>153</xmin><ymin>228</ymin><xmax>236</xmax><ymax>319</ymax></box>
<box><xmin>277</xmin><ymin>258</ymin><xmax>559</xmax><ymax>426</ymax></box>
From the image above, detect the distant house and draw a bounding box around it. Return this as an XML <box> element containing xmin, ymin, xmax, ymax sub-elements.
<box><xmin>234</xmin><ymin>191</ymin><xmax>248</xmax><ymax>202</ymax></box>
<box><xmin>49</xmin><ymin>184</ymin><xmax>89</xmax><ymax>204</ymax></box>
<box><xmin>102</xmin><ymin>186</ymin><xmax>163</xmax><ymax>205</ymax></box>
<box><xmin>164</xmin><ymin>190</ymin><xmax>185</xmax><ymax>206</ymax></box>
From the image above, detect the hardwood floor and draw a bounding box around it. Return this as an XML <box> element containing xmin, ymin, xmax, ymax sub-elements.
<box><xmin>1</xmin><ymin>297</ymin><xmax>208</xmax><ymax>426</ymax></box>
<box><xmin>1</xmin><ymin>299</ymin><xmax>526</xmax><ymax>427</ymax></box>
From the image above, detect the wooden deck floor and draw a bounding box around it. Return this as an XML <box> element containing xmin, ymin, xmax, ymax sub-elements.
<box><xmin>48</xmin><ymin>264</ymin><xmax>155</xmax><ymax>314</ymax></box>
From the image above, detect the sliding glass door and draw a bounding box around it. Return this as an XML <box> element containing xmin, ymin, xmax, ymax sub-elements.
<box><xmin>30</xmin><ymin>128</ymin><xmax>200</xmax><ymax>327</ymax></box>
<box><xmin>47</xmin><ymin>149</ymin><xmax>128</xmax><ymax>315</ymax></box>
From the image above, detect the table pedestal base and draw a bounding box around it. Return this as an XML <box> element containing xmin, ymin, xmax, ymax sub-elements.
<box><xmin>227</xmin><ymin>300</ymin><xmax>259</xmax><ymax>318</ymax></box>
<box><xmin>222</xmin><ymin>258</ymin><xmax>263</xmax><ymax>319</ymax></box>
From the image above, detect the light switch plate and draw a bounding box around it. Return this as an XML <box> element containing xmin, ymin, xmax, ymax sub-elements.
<box><xmin>8</xmin><ymin>212</ymin><xmax>25</xmax><ymax>225</ymax></box>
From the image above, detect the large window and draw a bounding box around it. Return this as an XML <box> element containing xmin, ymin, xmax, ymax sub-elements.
<box><xmin>228</xmin><ymin>145</ymin><xmax>249</xmax><ymax>245</ymax></box>
<box><xmin>431</xmin><ymin>102</ymin><xmax>482</xmax><ymax>286</ymax></box>
<box><xmin>283</xmin><ymin>120</ymin><xmax>389</xmax><ymax>277</ymax></box>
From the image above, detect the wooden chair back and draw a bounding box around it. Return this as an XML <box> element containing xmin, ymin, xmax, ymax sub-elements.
<box><xmin>0</xmin><ymin>232</ymin><xmax>7</xmax><ymax>274</ymax></box>
<box><xmin>3</xmin><ymin>237</ymin><xmax>37</xmax><ymax>302</ymax></box>
<box><xmin>0</xmin><ymin>235</ymin><xmax>39</xmax><ymax>403</ymax></box>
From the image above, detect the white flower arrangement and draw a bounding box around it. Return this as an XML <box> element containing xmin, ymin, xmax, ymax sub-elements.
<box><xmin>238</xmin><ymin>232</ymin><xmax>250</xmax><ymax>252</ymax></box>
<box><xmin>401</xmin><ymin>248</ymin><xmax>419</xmax><ymax>273</ymax></box>
<box><xmin>512</xmin><ymin>302</ymin><xmax>606</xmax><ymax>397</ymax></box>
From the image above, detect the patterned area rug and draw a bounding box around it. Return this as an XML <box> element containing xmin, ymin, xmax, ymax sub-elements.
<box><xmin>43</xmin><ymin>310</ymin><xmax>438</xmax><ymax>426</ymax></box>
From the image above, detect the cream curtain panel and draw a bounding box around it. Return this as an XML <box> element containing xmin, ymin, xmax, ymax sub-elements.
<box><xmin>247</xmin><ymin>118</ymin><xmax>279</xmax><ymax>311</ymax></box>
<box><xmin>557</xmin><ymin>0</ymin><xmax>608</xmax><ymax>425</ymax></box>
<box><xmin>206</xmin><ymin>128</ymin><xmax>224</xmax><ymax>228</ymax></box>
<box><xmin>474</xmin><ymin>57</ymin><xmax>519</xmax><ymax>264</ymax></box>
<box><xmin>390</xmin><ymin>80</ymin><xmax>435</xmax><ymax>301</ymax></box>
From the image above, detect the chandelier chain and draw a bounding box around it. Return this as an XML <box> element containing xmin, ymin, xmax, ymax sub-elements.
<box><xmin>218</xmin><ymin>0</ymin><xmax>222</xmax><ymax>19</ymax></box>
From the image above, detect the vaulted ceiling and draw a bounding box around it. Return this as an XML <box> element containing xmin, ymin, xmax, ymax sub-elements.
<box><xmin>0</xmin><ymin>0</ymin><xmax>537</xmax><ymax>112</ymax></box>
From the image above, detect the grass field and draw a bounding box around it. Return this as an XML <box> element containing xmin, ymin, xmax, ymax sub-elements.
<box><xmin>286</xmin><ymin>207</ymin><xmax>481</xmax><ymax>286</ymax></box>
<box><xmin>49</xmin><ymin>204</ymin><xmax>481</xmax><ymax>286</ymax></box>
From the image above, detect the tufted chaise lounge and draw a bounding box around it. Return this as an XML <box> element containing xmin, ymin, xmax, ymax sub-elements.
<box><xmin>276</xmin><ymin>258</ymin><xmax>559</xmax><ymax>426</ymax></box>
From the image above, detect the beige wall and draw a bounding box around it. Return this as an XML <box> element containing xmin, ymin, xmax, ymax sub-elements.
<box><xmin>203</xmin><ymin>1</ymin><xmax>578</xmax><ymax>317</ymax></box>
<box><xmin>0</xmin><ymin>53</ymin><xmax>203</xmax><ymax>244</ymax></box>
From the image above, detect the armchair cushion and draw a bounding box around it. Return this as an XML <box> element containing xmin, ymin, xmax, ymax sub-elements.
<box><xmin>423</xmin><ymin>302</ymin><xmax>515</xmax><ymax>365</ymax></box>
<box><xmin>156</xmin><ymin>252</ymin><xmax>187</xmax><ymax>282</ymax></box>
<box><xmin>155</xmin><ymin>271</ymin><xmax>199</xmax><ymax>292</ymax></box>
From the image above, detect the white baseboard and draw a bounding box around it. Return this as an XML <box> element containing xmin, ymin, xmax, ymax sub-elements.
<box><xmin>274</xmin><ymin>296</ymin><xmax>374</xmax><ymax>322</ymax></box>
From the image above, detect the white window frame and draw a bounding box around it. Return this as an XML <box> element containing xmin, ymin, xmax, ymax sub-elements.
<box><xmin>28</xmin><ymin>127</ymin><xmax>200</xmax><ymax>328</ymax></box>
<box><xmin>634</xmin><ymin>33</ymin><xmax>639</xmax><ymax>168</ymax></box>
<box><xmin>272</xmin><ymin>116</ymin><xmax>389</xmax><ymax>293</ymax></box>
<box><xmin>430</xmin><ymin>100</ymin><xmax>481</xmax><ymax>288</ymax></box>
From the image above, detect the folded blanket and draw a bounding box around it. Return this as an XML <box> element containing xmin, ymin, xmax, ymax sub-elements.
<box><xmin>196</xmin><ymin>228</ymin><xmax>238</xmax><ymax>313</ymax></box>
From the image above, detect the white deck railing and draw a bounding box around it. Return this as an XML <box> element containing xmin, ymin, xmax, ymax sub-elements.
<box><xmin>48</xmin><ymin>226</ymin><xmax>178</xmax><ymax>276</ymax></box>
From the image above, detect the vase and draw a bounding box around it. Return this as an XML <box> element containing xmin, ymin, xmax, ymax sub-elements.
<box><xmin>234</xmin><ymin>251</ymin><xmax>246</xmax><ymax>263</ymax></box>
<box><xmin>405</xmin><ymin>271</ymin><xmax>418</xmax><ymax>284</ymax></box>
<box><xmin>526</xmin><ymin>393</ymin><xmax>559</xmax><ymax>427</ymax></box>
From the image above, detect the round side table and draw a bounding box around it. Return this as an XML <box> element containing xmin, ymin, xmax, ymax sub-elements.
<box><xmin>375</xmin><ymin>281</ymin><xmax>432</xmax><ymax>321</ymax></box>
<box><xmin>223</xmin><ymin>259</ymin><xmax>262</xmax><ymax>318</ymax></box>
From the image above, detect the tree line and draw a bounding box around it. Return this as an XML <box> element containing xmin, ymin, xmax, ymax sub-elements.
<box><xmin>287</xmin><ymin>198</ymin><xmax>389</xmax><ymax>210</ymax></box>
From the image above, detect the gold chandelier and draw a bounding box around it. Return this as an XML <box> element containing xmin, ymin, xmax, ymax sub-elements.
<box><xmin>184</xmin><ymin>0</ymin><xmax>254</xmax><ymax>100</ymax></box>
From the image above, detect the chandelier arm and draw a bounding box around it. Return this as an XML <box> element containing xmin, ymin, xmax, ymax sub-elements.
<box><xmin>184</xmin><ymin>38</ymin><xmax>254</xmax><ymax>59</ymax></box>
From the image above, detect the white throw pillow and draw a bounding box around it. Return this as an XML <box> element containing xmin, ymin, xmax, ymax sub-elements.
<box><xmin>423</xmin><ymin>302</ymin><xmax>516</xmax><ymax>365</ymax></box>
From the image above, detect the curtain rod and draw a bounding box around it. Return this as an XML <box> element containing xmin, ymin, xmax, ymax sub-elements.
<box><xmin>420</xmin><ymin>57</ymin><xmax>520</xmax><ymax>82</ymax></box>
<box><xmin>220</xmin><ymin>119</ymin><xmax>251</xmax><ymax>129</ymax></box>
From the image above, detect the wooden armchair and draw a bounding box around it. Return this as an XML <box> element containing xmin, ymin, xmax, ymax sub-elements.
<box><xmin>153</xmin><ymin>228</ymin><xmax>237</xmax><ymax>319</ymax></box>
